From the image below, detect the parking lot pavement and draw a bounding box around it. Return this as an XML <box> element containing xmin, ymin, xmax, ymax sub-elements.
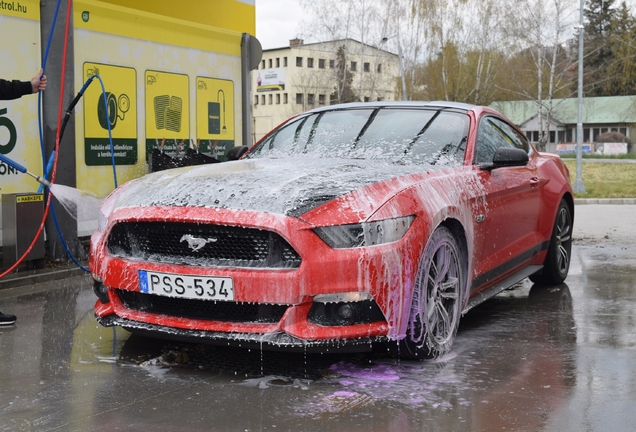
<box><xmin>573</xmin><ymin>203</ymin><xmax>636</xmax><ymax>246</ymax></box>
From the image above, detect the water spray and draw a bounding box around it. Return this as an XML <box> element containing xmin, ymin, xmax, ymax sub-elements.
<box><xmin>0</xmin><ymin>153</ymin><xmax>52</xmax><ymax>188</ymax></box>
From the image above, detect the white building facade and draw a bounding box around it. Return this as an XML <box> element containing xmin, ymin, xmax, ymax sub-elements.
<box><xmin>251</xmin><ymin>38</ymin><xmax>401</xmax><ymax>142</ymax></box>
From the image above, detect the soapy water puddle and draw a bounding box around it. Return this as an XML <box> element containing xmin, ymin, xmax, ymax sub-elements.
<box><xmin>113</xmin><ymin>334</ymin><xmax>478</xmax><ymax>416</ymax></box>
<box><xmin>106</xmin><ymin>283</ymin><xmax>570</xmax><ymax>417</ymax></box>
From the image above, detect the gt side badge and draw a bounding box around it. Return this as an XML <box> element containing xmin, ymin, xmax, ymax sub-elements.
<box><xmin>476</xmin><ymin>214</ymin><xmax>485</xmax><ymax>223</ymax></box>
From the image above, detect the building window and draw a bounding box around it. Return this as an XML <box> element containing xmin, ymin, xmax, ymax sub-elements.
<box><xmin>308</xmin><ymin>94</ymin><xmax>315</xmax><ymax>105</ymax></box>
<box><xmin>261</xmin><ymin>60</ymin><xmax>265</xmax><ymax>69</ymax></box>
<box><xmin>377</xmin><ymin>97</ymin><xmax>383</xmax><ymax>101</ymax></box>
<box><xmin>276</xmin><ymin>58</ymin><xmax>280</xmax><ymax>67</ymax></box>
<box><xmin>351</xmin><ymin>61</ymin><xmax>357</xmax><ymax>71</ymax></box>
<box><xmin>364</xmin><ymin>96</ymin><xmax>370</xmax><ymax>102</ymax></box>
<box><xmin>307</xmin><ymin>58</ymin><xmax>314</xmax><ymax>68</ymax></box>
<box><xmin>284</xmin><ymin>57</ymin><xmax>288</xmax><ymax>67</ymax></box>
<box><xmin>364</xmin><ymin>62</ymin><xmax>370</xmax><ymax>72</ymax></box>
<box><xmin>268</xmin><ymin>94</ymin><xmax>273</xmax><ymax>105</ymax></box>
<box><xmin>620</xmin><ymin>127</ymin><xmax>628</xmax><ymax>136</ymax></box>
<box><xmin>318</xmin><ymin>94</ymin><xmax>325</xmax><ymax>105</ymax></box>
<box><xmin>254</xmin><ymin>95</ymin><xmax>258</xmax><ymax>105</ymax></box>
<box><xmin>268</xmin><ymin>59</ymin><xmax>273</xmax><ymax>68</ymax></box>
<box><xmin>377</xmin><ymin>64</ymin><xmax>382</xmax><ymax>73</ymax></box>
<box><xmin>318</xmin><ymin>59</ymin><xmax>325</xmax><ymax>69</ymax></box>
<box><xmin>593</xmin><ymin>128</ymin><xmax>600</xmax><ymax>140</ymax></box>
<box><xmin>549</xmin><ymin>131</ymin><xmax>556</xmax><ymax>143</ymax></box>
<box><xmin>284</xmin><ymin>93</ymin><xmax>288</xmax><ymax>104</ymax></box>
<box><xmin>329</xmin><ymin>59</ymin><xmax>335</xmax><ymax>68</ymax></box>
<box><xmin>296</xmin><ymin>93</ymin><xmax>304</xmax><ymax>104</ymax></box>
<box><xmin>296</xmin><ymin>57</ymin><xmax>303</xmax><ymax>67</ymax></box>
<box><xmin>558</xmin><ymin>131</ymin><xmax>565</xmax><ymax>143</ymax></box>
<box><xmin>261</xmin><ymin>95</ymin><xmax>266</xmax><ymax>105</ymax></box>
<box><xmin>584</xmin><ymin>128</ymin><xmax>590</xmax><ymax>142</ymax></box>
<box><xmin>276</xmin><ymin>93</ymin><xmax>281</xmax><ymax>104</ymax></box>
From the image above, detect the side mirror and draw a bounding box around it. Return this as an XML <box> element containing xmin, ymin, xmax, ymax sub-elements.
<box><xmin>481</xmin><ymin>147</ymin><xmax>528</xmax><ymax>170</ymax></box>
<box><xmin>226</xmin><ymin>145</ymin><xmax>249</xmax><ymax>161</ymax></box>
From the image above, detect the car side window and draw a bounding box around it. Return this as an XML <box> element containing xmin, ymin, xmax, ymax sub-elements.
<box><xmin>407</xmin><ymin>111</ymin><xmax>469</xmax><ymax>166</ymax></box>
<box><xmin>475</xmin><ymin>116</ymin><xmax>528</xmax><ymax>164</ymax></box>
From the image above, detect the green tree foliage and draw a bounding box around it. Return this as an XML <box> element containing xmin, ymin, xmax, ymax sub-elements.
<box><xmin>583</xmin><ymin>0</ymin><xmax>617</xmax><ymax>96</ymax></box>
<box><xmin>586</xmin><ymin>0</ymin><xmax>617</xmax><ymax>36</ymax></box>
<box><xmin>330</xmin><ymin>45</ymin><xmax>358</xmax><ymax>104</ymax></box>
<box><xmin>603</xmin><ymin>1</ymin><xmax>636</xmax><ymax>95</ymax></box>
<box><xmin>417</xmin><ymin>44</ymin><xmax>509</xmax><ymax>104</ymax></box>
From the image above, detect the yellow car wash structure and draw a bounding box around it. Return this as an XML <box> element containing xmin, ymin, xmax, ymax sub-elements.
<box><xmin>0</xmin><ymin>0</ymin><xmax>261</xmax><ymax>260</ymax></box>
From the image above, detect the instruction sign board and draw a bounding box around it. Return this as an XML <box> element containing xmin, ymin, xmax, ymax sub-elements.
<box><xmin>196</xmin><ymin>77</ymin><xmax>234</xmax><ymax>159</ymax></box>
<box><xmin>83</xmin><ymin>62</ymin><xmax>137</xmax><ymax>166</ymax></box>
<box><xmin>145</xmin><ymin>70</ymin><xmax>190</xmax><ymax>159</ymax></box>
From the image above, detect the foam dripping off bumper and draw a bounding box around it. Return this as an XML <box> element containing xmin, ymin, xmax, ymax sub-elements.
<box><xmin>96</xmin><ymin>314</ymin><xmax>389</xmax><ymax>353</ymax></box>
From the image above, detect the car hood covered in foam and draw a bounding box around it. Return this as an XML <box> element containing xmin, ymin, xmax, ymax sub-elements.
<box><xmin>109</xmin><ymin>157</ymin><xmax>442</xmax><ymax>217</ymax></box>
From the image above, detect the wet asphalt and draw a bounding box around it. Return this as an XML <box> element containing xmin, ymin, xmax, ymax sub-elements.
<box><xmin>1</xmin><ymin>204</ymin><xmax>635</xmax><ymax>431</ymax></box>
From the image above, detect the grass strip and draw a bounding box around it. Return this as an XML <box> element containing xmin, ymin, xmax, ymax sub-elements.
<box><xmin>562</xmin><ymin>160</ymin><xmax>636</xmax><ymax>198</ymax></box>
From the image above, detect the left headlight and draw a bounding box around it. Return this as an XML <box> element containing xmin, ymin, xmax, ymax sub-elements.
<box><xmin>313</xmin><ymin>215</ymin><xmax>415</xmax><ymax>249</ymax></box>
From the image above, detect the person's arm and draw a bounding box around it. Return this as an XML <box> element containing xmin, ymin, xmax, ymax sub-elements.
<box><xmin>0</xmin><ymin>78</ymin><xmax>33</xmax><ymax>100</ymax></box>
<box><xmin>0</xmin><ymin>69</ymin><xmax>46</xmax><ymax>100</ymax></box>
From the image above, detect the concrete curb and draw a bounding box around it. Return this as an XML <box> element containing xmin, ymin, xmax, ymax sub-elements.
<box><xmin>0</xmin><ymin>267</ymin><xmax>87</xmax><ymax>290</ymax></box>
<box><xmin>574</xmin><ymin>198</ymin><xmax>636</xmax><ymax>205</ymax></box>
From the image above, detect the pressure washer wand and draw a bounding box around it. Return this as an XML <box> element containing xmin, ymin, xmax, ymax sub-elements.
<box><xmin>0</xmin><ymin>153</ymin><xmax>52</xmax><ymax>188</ymax></box>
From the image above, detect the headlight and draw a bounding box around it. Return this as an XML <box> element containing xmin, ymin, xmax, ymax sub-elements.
<box><xmin>313</xmin><ymin>215</ymin><xmax>414</xmax><ymax>248</ymax></box>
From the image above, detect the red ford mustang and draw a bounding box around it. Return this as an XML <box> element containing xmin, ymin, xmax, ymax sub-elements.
<box><xmin>91</xmin><ymin>102</ymin><xmax>573</xmax><ymax>359</ymax></box>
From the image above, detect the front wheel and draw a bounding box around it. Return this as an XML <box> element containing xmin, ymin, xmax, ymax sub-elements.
<box><xmin>400</xmin><ymin>226</ymin><xmax>464</xmax><ymax>360</ymax></box>
<box><xmin>530</xmin><ymin>199</ymin><xmax>573</xmax><ymax>285</ymax></box>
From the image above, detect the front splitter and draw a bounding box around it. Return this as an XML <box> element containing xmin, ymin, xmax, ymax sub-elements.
<box><xmin>97</xmin><ymin>314</ymin><xmax>390</xmax><ymax>353</ymax></box>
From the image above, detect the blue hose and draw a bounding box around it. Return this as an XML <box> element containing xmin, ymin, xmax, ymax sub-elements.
<box><xmin>36</xmin><ymin>0</ymin><xmax>119</xmax><ymax>273</ymax></box>
<box><xmin>38</xmin><ymin>0</ymin><xmax>63</xmax><ymax>168</ymax></box>
<box><xmin>94</xmin><ymin>74</ymin><xmax>118</xmax><ymax>188</ymax></box>
<box><xmin>43</xmin><ymin>73</ymin><xmax>118</xmax><ymax>273</ymax></box>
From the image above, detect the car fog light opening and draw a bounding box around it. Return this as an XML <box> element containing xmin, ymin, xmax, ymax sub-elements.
<box><xmin>308</xmin><ymin>297</ymin><xmax>385</xmax><ymax>327</ymax></box>
<box><xmin>336</xmin><ymin>303</ymin><xmax>355</xmax><ymax>320</ymax></box>
<box><xmin>93</xmin><ymin>279</ymin><xmax>110</xmax><ymax>304</ymax></box>
<box><xmin>313</xmin><ymin>215</ymin><xmax>415</xmax><ymax>249</ymax></box>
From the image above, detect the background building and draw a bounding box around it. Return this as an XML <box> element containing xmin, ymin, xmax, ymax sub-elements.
<box><xmin>492</xmin><ymin>96</ymin><xmax>636</xmax><ymax>154</ymax></box>
<box><xmin>251</xmin><ymin>38</ymin><xmax>401</xmax><ymax>142</ymax></box>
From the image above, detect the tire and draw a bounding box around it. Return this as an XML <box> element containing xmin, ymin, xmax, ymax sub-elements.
<box><xmin>400</xmin><ymin>226</ymin><xmax>464</xmax><ymax>360</ymax></box>
<box><xmin>530</xmin><ymin>199</ymin><xmax>573</xmax><ymax>285</ymax></box>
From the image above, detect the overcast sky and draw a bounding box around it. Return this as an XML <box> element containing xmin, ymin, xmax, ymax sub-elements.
<box><xmin>254</xmin><ymin>0</ymin><xmax>636</xmax><ymax>50</ymax></box>
<box><xmin>255</xmin><ymin>0</ymin><xmax>304</xmax><ymax>49</ymax></box>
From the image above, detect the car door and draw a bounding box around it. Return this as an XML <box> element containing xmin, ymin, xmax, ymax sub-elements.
<box><xmin>470</xmin><ymin>116</ymin><xmax>543</xmax><ymax>289</ymax></box>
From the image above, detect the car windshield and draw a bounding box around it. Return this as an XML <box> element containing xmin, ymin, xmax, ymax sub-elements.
<box><xmin>246</xmin><ymin>108</ymin><xmax>470</xmax><ymax>166</ymax></box>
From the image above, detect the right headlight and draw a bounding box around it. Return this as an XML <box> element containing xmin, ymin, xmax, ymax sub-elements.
<box><xmin>313</xmin><ymin>215</ymin><xmax>415</xmax><ymax>249</ymax></box>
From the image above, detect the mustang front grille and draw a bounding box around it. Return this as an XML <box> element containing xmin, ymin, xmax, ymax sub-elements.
<box><xmin>116</xmin><ymin>289</ymin><xmax>290</xmax><ymax>323</ymax></box>
<box><xmin>107</xmin><ymin>221</ymin><xmax>301</xmax><ymax>268</ymax></box>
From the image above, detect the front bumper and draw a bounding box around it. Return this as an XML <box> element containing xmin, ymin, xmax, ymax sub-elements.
<box><xmin>97</xmin><ymin>314</ymin><xmax>390</xmax><ymax>353</ymax></box>
<box><xmin>91</xmin><ymin>206</ymin><xmax>423</xmax><ymax>342</ymax></box>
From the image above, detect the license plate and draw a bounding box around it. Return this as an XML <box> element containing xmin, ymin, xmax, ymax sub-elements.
<box><xmin>139</xmin><ymin>270</ymin><xmax>234</xmax><ymax>301</ymax></box>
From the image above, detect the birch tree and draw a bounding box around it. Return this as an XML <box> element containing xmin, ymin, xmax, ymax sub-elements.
<box><xmin>500</xmin><ymin>0</ymin><xmax>578</xmax><ymax>151</ymax></box>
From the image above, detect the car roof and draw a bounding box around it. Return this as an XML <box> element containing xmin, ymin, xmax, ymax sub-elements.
<box><xmin>302</xmin><ymin>100</ymin><xmax>476</xmax><ymax>114</ymax></box>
